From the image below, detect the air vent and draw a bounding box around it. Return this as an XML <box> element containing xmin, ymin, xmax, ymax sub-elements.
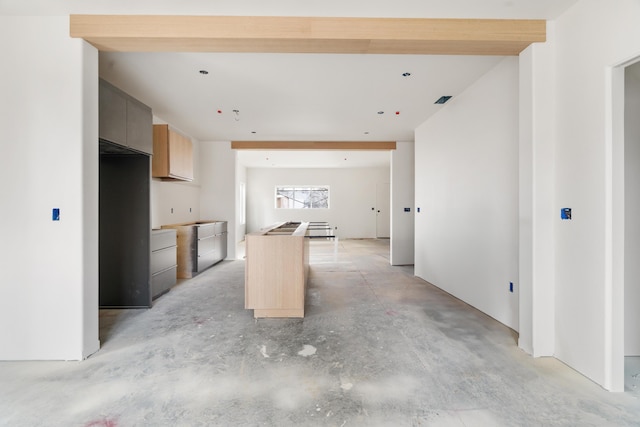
<box><xmin>435</xmin><ymin>96</ymin><xmax>452</xmax><ymax>104</ymax></box>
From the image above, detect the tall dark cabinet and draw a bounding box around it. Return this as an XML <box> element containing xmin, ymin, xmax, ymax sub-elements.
<box><xmin>99</xmin><ymin>78</ymin><xmax>153</xmax><ymax>308</ymax></box>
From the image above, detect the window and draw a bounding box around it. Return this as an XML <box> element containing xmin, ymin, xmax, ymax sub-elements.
<box><xmin>275</xmin><ymin>186</ymin><xmax>329</xmax><ymax>209</ymax></box>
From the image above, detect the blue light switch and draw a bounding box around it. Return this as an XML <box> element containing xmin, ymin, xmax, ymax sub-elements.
<box><xmin>52</xmin><ymin>208</ymin><xmax>60</xmax><ymax>221</ymax></box>
<box><xmin>561</xmin><ymin>208</ymin><xmax>571</xmax><ymax>220</ymax></box>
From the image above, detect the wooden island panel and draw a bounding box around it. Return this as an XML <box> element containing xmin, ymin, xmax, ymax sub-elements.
<box><xmin>245</xmin><ymin>222</ymin><xmax>310</xmax><ymax>318</ymax></box>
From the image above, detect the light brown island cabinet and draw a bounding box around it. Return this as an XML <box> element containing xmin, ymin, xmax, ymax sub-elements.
<box><xmin>152</xmin><ymin>124</ymin><xmax>193</xmax><ymax>181</ymax></box>
<box><xmin>245</xmin><ymin>222</ymin><xmax>310</xmax><ymax>318</ymax></box>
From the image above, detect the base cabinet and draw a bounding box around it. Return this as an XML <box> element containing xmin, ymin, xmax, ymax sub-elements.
<box><xmin>151</xmin><ymin>229</ymin><xmax>177</xmax><ymax>300</ymax></box>
<box><xmin>196</xmin><ymin>221</ymin><xmax>228</xmax><ymax>274</ymax></box>
<box><xmin>161</xmin><ymin>221</ymin><xmax>227</xmax><ymax>278</ymax></box>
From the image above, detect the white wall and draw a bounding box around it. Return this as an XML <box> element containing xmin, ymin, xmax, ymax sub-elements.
<box><xmin>0</xmin><ymin>16</ymin><xmax>99</xmax><ymax>360</ymax></box>
<box><xmin>199</xmin><ymin>141</ymin><xmax>239</xmax><ymax>259</ymax></box>
<box><xmin>391</xmin><ymin>142</ymin><xmax>415</xmax><ymax>265</ymax></box>
<box><xmin>518</xmin><ymin>23</ymin><xmax>557</xmax><ymax>357</ymax></box>
<box><xmin>625</xmin><ymin>64</ymin><xmax>640</xmax><ymax>356</ymax></box>
<box><xmin>552</xmin><ymin>0</ymin><xmax>640</xmax><ymax>391</ymax></box>
<box><xmin>414</xmin><ymin>57</ymin><xmax>519</xmax><ymax>331</ymax></box>
<box><xmin>246</xmin><ymin>167</ymin><xmax>390</xmax><ymax>238</ymax></box>
<box><xmin>151</xmin><ymin>179</ymin><xmax>201</xmax><ymax>227</ymax></box>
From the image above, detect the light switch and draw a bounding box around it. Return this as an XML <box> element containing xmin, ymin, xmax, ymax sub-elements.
<box><xmin>52</xmin><ymin>208</ymin><xmax>60</xmax><ymax>221</ymax></box>
<box><xmin>404</xmin><ymin>207</ymin><xmax>411</xmax><ymax>212</ymax></box>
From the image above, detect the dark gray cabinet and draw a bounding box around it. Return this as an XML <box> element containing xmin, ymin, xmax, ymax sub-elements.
<box><xmin>99</xmin><ymin>80</ymin><xmax>127</xmax><ymax>146</ymax></box>
<box><xmin>99</xmin><ymin>79</ymin><xmax>153</xmax><ymax>155</ymax></box>
<box><xmin>151</xmin><ymin>229</ymin><xmax>177</xmax><ymax>300</ymax></box>
<box><xmin>195</xmin><ymin>221</ymin><xmax>227</xmax><ymax>274</ymax></box>
<box><xmin>98</xmin><ymin>78</ymin><xmax>153</xmax><ymax>308</ymax></box>
<box><xmin>126</xmin><ymin>97</ymin><xmax>153</xmax><ymax>154</ymax></box>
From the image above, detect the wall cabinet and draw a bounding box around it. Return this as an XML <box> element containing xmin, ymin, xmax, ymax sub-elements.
<box><xmin>152</xmin><ymin>124</ymin><xmax>194</xmax><ymax>181</ymax></box>
<box><xmin>98</xmin><ymin>79</ymin><xmax>153</xmax><ymax>155</ymax></box>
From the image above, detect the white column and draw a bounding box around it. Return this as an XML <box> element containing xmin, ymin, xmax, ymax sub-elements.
<box><xmin>518</xmin><ymin>23</ymin><xmax>557</xmax><ymax>357</ymax></box>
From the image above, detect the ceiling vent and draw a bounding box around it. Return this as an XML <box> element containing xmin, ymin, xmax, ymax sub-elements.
<box><xmin>434</xmin><ymin>96</ymin><xmax>452</xmax><ymax>104</ymax></box>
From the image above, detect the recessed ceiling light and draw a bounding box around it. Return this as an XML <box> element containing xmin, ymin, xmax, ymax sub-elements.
<box><xmin>364</xmin><ymin>131</ymin><xmax>370</xmax><ymax>135</ymax></box>
<box><xmin>402</xmin><ymin>72</ymin><xmax>412</xmax><ymax>77</ymax></box>
<box><xmin>199</xmin><ymin>70</ymin><xmax>209</xmax><ymax>75</ymax></box>
<box><xmin>251</xmin><ymin>131</ymin><xmax>256</xmax><ymax>134</ymax></box>
<box><xmin>377</xmin><ymin>111</ymin><xmax>384</xmax><ymax>115</ymax></box>
<box><xmin>435</xmin><ymin>95</ymin><xmax>453</xmax><ymax>104</ymax></box>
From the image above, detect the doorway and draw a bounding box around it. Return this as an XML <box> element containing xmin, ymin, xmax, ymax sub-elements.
<box><xmin>376</xmin><ymin>182</ymin><xmax>390</xmax><ymax>238</ymax></box>
<box><xmin>623</xmin><ymin>61</ymin><xmax>640</xmax><ymax>393</ymax></box>
<box><xmin>610</xmin><ymin>56</ymin><xmax>640</xmax><ymax>392</ymax></box>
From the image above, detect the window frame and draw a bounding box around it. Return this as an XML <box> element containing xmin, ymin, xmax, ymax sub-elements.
<box><xmin>274</xmin><ymin>185</ymin><xmax>330</xmax><ymax>210</ymax></box>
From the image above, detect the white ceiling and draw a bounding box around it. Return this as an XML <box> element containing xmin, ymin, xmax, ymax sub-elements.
<box><xmin>2</xmin><ymin>0</ymin><xmax>579</xmax><ymax>168</ymax></box>
<box><xmin>0</xmin><ymin>0</ymin><xmax>578</xmax><ymax>19</ymax></box>
<box><xmin>237</xmin><ymin>150</ymin><xmax>391</xmax><ymax>169</ymax></box>
<box><xmin>99</xmin><ymin>52</ymin><xmax>504</xmax><ymax>142</ymax></box>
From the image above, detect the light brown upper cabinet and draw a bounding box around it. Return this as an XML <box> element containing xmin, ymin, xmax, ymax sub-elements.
<box><xmin>152</xmin><ymin>124</ymin><xmax>194</xmax><ymax>181</ymax></box>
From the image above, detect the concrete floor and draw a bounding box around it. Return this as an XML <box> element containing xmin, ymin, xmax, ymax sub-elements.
<box><xmin>1</xmin><ymin>239</ymin><xmax>640</xmax><ymax>426</ymax></box>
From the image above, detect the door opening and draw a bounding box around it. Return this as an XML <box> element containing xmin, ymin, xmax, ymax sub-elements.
<box><xmin>623</xmin><ymin>60</ymin><xmax>640</xmax><ymax>394</ymax></box>
<box><xmin>376</xmin><ymin>182</ymin><xmax>390</xmax><ymax>238</ymax></box>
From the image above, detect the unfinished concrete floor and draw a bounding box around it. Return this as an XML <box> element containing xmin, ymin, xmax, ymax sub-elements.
<box><xmin>1</xmin><ymin>239</ymin><xmax>640</xmax><ymax>426</ymax></box>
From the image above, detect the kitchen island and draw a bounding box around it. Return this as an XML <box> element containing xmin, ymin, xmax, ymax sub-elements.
<box><xmin>245</xmin><ymin>222</ymin><xmax>310</xmax><ymax>318</ymax></box>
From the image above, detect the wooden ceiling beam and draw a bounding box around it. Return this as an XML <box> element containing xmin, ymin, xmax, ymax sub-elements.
<box><xmin>231</xmin><ymin>141</ymin><xmax>396</xmax><ymax>150</ymax></box>
<box><xmin>70</xmin><ymin>15</ymin><xmax>546</xmax><ymax>56</ymax></box>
